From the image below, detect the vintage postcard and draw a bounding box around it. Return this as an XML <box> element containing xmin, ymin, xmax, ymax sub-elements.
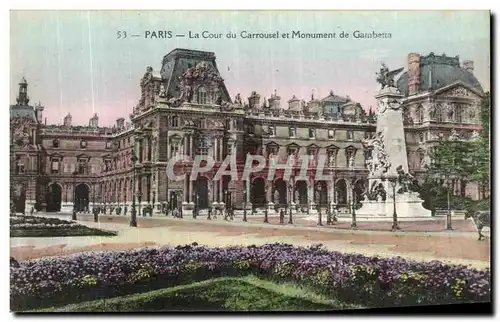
<box><xmin>9</xmin><ymin>10</ymin><xmax>491</xmax><ymax>313</ymax></box>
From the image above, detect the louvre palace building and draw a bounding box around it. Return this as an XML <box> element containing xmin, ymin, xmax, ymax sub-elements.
<box><xmin>10</xmin><ymin>48</ymin><xmax>485</xmax><ymax>215</ymax></box>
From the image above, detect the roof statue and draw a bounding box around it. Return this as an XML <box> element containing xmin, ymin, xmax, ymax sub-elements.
<box><xmin>376</xmin><ymin>63</ymin><xmax>404</xmax><ymax>89</ymax></box>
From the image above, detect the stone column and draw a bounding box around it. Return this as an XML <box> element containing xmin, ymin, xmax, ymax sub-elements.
<box><xmin>266</xmin><ymin>180</ymin><xmax>275</xmax><ymax>213</ymax></box>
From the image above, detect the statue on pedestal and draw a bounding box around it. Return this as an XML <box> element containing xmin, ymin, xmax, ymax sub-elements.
<box><xmin>376</xmin><ymin>63</ymin><xmax>404</xmax><ymax>89</ymax></box>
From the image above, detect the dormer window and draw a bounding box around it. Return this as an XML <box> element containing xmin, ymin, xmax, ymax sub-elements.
<box><xmin>80</xmin><ymin>140</ymin><xmax>87</xmax><ymax>149</ymax></box>
<box><xmin>105</xmin><ymin>141</ymin><xmax>112</xmax><ymax>149</ymax></box>
<box><xmin>52</xmin><ymin>139</ymin><xmax>59</xmax><ymax>148</ymax></box>
<box><xmin>309</xmin><ymin>128</ymin><xmax>316</xmax><ymax>139</ymax></box>
<box><xmin>197</xmin><ymin>87</ymin><xmax>207</xmax><ymax>104</ymax></box>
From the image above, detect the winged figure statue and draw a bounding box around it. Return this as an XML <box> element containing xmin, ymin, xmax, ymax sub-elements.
<box><xmin>376</xmin><ymin>63</ymin><xmax>404</xmax><ymax>89</ymax></box>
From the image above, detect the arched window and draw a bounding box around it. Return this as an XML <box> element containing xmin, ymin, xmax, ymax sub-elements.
<box><xmin>197</xmin><ymin>87</ymin><xmax>207</xmax><ymax>104</ymax></box>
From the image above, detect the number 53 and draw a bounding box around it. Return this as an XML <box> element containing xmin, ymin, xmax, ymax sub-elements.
<box><xmin>117</xmin><ymin>31</ymin><xmax>127</xmax><ymax>39</ymax></box>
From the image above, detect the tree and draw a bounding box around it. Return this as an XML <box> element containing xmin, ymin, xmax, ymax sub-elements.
<box><xmin>470</xmin><ymin>92</ymin><xmax>490</xmax><ymax>198</ymax></box>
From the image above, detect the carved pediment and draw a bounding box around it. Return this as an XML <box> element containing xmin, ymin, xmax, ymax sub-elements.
<box><xmin>266</xmin><ymin>141</ymin><xmax>279</xmax><ymax>148</ymax></box>
<box><xmin>169</xmin><ymin>134</ymin><xmax>183</xmax><ymax>144</ymax></box>
<box><xmin>345</xmin><ymin>145</ymin><xmax>357</xmax><ymax>152</ymax></box>
<box><xmin>49</xmin><ymin>152</ymin><xmax>64</xmax><ymax>159</ymax></box>
<box><xmin>76</xmin><ymin>153</ymin><xmax>91</xmax><ymax>161</ymax></box>
<box><xmin>435</xmin><ymin>83</ymin><xmax>483</xmax><ymax>100</ymax></box>
<box><xmin>326</xmin><ymin>144</ymin><xmax>340</xmax><ymax>152</ymax></box>
<box><xmin>286</xmin><ymin>143</ymin><xmax>300</xmax><ymax>149</ymax></box>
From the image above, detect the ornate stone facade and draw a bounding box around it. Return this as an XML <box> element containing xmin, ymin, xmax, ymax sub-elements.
<box><xmin>10</xmin><ymin>49</ymin><xmax>486</xmax><ymax>214</ymax></box>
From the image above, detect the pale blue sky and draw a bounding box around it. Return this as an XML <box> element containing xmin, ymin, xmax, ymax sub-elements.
<box><xmin>10</xmin><ymin>10</ymin><xmax>490</xmax><ymax>126</ymax></box>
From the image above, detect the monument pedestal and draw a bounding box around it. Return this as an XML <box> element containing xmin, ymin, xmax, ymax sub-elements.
<box><xmin>357</xmin><ymin>192</ymin><xmax>432</xmax><ymax>221</ymax></box>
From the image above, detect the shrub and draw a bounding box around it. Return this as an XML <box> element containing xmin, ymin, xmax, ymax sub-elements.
<box><xmin>10</xmin><ymin>243</ymin><xmax>490</xmax><ymax>311</ymax></box>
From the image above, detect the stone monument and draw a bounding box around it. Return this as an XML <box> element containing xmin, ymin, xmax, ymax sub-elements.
<box><xmin>356</xmin><ymin>64</ymin><xmax>432</xmax><ymax>221</ymax></box>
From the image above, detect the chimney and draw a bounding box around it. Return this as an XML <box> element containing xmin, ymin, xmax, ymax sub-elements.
<box><xmin>116</xmin><ymin>117</ymin><xmax>125</xmax><ymax>128</ymax></box>
<box><xmin>407</xmin><ymin>53</ymin><xmax>421</xmax><ymax>95</ymax></box>
<box><xmin>89</xmin><ymin>113</ymin><xmax>99</xmax><ymax>128</ymax></box>
<box><xmin>63</xmin><ymin>113</ymin><xmax>72</xmax><ymax>127</ymax></box>
<box><xmin>268</xmin><ymin>90</ymin><xmax>281</xmax><ymax>109</ymax></box>
<box><xmin>248</xmin><ymin>91</ymin><xmax>260</xmax><ymax>109</ymax></box>
<box><xmin>463</xmin><ymin>60</ymin><xmax>474</xmax><ymax>74</ymax></box>
<box><xmin>288</xmin><ymin>95</ymin><xmax>301</xmax><ymax>111</ymax></box>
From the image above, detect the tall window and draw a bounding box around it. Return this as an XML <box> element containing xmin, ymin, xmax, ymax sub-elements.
<box><xmin>309</xmin><ymin>128</ymin><xmax>316</xmax><ymax>139</ymax></box>
<box><xmin>105</xmin><ymin>141</ymin><xmax>112</xmax><ymax>149</ymax></box>
<box><xmin>455</xmin><ymin>105</ymin><xmax>463</xmax><ymax>123</ymax></box>
<box><xmin>171</xmin><ymin>116</ymin><xmax>179</xmax><ymax>128</ymax></box>
<box><xmin>51</xmin><ymin>158</ymin><xmax>60</xmax><ymax>174</ymax></box>
<box><xmin>346</xmin><ymin>131</ymin><xmax>354</xmax><ymax>141</ymax></box>
<box><xmin>328</xmin><ymin>129</ymin><xmax>335</xmax><ymax>139</ymax></box>
<box><xmin>419</xmin><ymin>133</ymin><xmax>424</xmax><ymax>143</ymax></box>
<box><xmin>197</xmin><ymin>87</ymin><xmax>207</xmax><ymax>104</ymax></box>
<box><xmin>52</xmin><ymin>139</ymin><xmax>59</xmax><ymax>148</ymax></box>
<box><xmin>198</xmin><ymin>138</ymin><xmax>209</xmax><ymax>156</ymax></box>
<box><xmin>268</xmin><ymin>125</ymin><xmax>275</xmax><ymax>137</ymax></box>
<box><xmin>289</xmin><ymin>127</ymin><xmax>296</xmax><ymax>138</ymax></box>
<box><xmin>416</xmin><ymin>105</ymin><xmax>424</xmax><ymax>123</ymax></box>
<box><xmin>78</xmin><ymin>159</ymin><xmax>89</xmax><ymax>175</ymax></box>
<box><xmin>15</xmin><ymin>155</ymin><xmax>24</xmax><ymax>174</ymax></box>
<box><xmin>436</xmin><ymin>109</ymin><xmax>444</xmax><ymax>122</ymax></box>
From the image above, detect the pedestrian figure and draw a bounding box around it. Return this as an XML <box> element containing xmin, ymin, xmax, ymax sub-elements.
<box><xmin>207</xmin><ymin>206</ymin><xmax>212</xmax><ymax>220</ymax></box>
<box><xmin>279</xmin><ymin>209</ymin><xmax>285</xmax><ymax>224</ymax></box>
<box><xmin>172</xmin><ymin>208</ymin><xmax>179</xmax><ymax>218</ymax></box>
<box><xmin>224</xmin><ymin>208</ymin><xmax>229</xmax><ymax>221</ymax></box>
<box><xmin>30</xmin><ymin>206</ymin><xmax>34</xmax><ymax>216</ymax></box>
<box><xmin>213</xmin><ymin>208</ymin><xmax>218</xmax><ymax>220</ymax></box>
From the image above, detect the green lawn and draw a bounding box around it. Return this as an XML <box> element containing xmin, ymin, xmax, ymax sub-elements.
<box><xmin>34</xmin><ymin>275</ymin><xmax>362</xmax><ymax>312</ymax></box>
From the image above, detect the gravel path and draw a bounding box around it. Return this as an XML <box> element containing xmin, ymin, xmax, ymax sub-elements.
<box><xmin>10</xmin><ymin>212</ymin><xmax>490</xmax><ymax>269</ymax></box>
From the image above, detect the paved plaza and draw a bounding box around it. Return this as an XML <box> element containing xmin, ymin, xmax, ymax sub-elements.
<box><xmin>10</xmin><ymin>212</ymin><xmax>490</xmax><ymax>269</ymax></box>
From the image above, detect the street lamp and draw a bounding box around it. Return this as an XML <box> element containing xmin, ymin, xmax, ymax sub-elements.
<box><xmin>264</xmin><ymin>187</ymin><xmax>269</xmax><ymax>223</ymax></box>
<box><xmin>243</xmin><ymin>181</ymin><xmax>247</xmax><ymax>222</ymax></box>
<box><xmin>92</xmin><ymin>183</ymin><xmax>98</xmax><ymax>222</ymax></box>
<box><xmin>445</xmin><ymin>177</ymin><xmax>453</xmax><ymax>231</ymax></box>
<box><xmin>193</xmin><ymin>191</ymin><xmax>198</xmax><ymax>219</ymax></box>
<box><xmin>130</xmin><ymin>154</ymin><xmax>138</xmax><ymax>227</ymax></box>
<box><xmin>351</xmin><ymin>181</ymin><xmax>357</xmax><ymax>229</ymax></box>
<box><xmin>316</xmin><ymin>184</ymin><xmax>323</xmax><ymax>226</ymax></box>
<box><xmin>287</xmin><ymin>180</ymin><xmax>293</xmax><ymax>224</ymax></box>
<box><xmin>72</xmin><ymin>170</ymin><xmax>78</xmax><ymax>220</ymax></box>
<box><xmin>387</xmin><ymin>175</ymin><xmax>400</xmax><ymax>231</ymax></box>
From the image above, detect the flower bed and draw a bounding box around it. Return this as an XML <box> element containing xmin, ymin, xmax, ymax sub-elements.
<box><xmin>10</xmin><ymin>243</ymin><xmax>490</xmax><ymax>311</ymax></box>
<box><xmin>10</xmin><ymin>215</ymin><xmax>116</xmax><ymax>238</ymax></box>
